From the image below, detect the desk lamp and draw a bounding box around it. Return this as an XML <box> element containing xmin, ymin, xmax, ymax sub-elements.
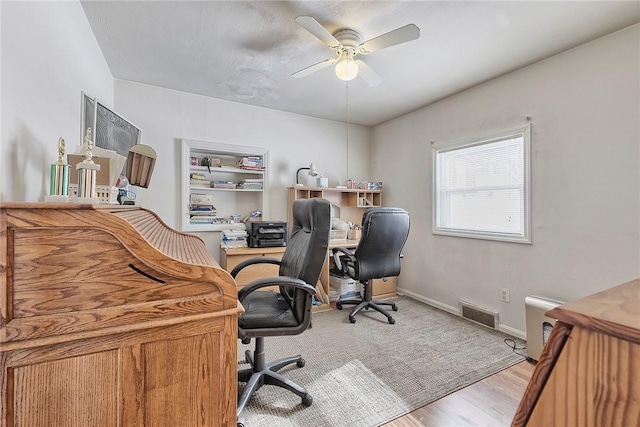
<box><xmin>296</xmin><ymin>163</ymin><xmax>320</xmax><ymax>185</ymax></box>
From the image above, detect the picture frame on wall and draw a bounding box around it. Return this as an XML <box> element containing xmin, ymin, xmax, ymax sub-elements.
<box><xmin>80</xmin><ymin>91</ymin><xmax>142</xmax><ymax>158</ymax></box>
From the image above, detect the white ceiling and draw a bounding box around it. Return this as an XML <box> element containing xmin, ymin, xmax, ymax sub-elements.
<box><xmin>81</xmin><ymin>1</ymin><xmax>639</xmax><ymax>127</ymax></box>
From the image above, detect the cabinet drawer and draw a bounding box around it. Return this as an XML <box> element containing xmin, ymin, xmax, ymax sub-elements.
<box><xmin>220</xmin><ymin>249</ymin><xmax>285</xmax><ymax>288</ymax></box>
<box><xmin>371</xmin><ymin>276</ymin><xmax>396</xmax><ymax>297</ymax></box>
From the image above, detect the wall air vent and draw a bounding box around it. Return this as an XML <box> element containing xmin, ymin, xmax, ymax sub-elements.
<box><xmin>459</xmin><ymin>300</ymin><xmax>499</xmax><ymax>329</ymax></box>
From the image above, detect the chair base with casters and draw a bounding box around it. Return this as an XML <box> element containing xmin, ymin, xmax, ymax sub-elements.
<box><xmin>335</xmin><ymin>278</ymin><xmax>398</xmax><ymax>324</ymax></box>
<box><xmin>237</xmin><ymin>336</ymin><xmax>312</xmax><ymax>427</ymax></box>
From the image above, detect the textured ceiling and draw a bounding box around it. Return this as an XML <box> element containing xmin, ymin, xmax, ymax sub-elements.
<box><xmin>81</xmin><ymin>1</ymin><xmax>639</xmax><ymax>126</ymax></box>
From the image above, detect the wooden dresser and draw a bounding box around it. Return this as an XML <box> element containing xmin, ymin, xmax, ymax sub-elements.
<box><xmin>0</xmin><ymin>203</ymin><xmax>242</xmax><ymax>427</ymax></box>
<box><xmin>512</xmin><ymin>278</ymin><xmax>640</xmax><ymax>427</ymax></box>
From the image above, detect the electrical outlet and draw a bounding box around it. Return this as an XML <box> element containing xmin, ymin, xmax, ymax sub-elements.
<box><xmin>500</xmin><ymin>287</ymin><xmax>510</xmax><ymax>303</ymax></box>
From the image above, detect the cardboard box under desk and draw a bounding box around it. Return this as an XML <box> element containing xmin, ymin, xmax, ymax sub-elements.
<box><xmin>67</xmin><ymin>155</ymin><xmax>112</xmax><ymax>186</ymax></box>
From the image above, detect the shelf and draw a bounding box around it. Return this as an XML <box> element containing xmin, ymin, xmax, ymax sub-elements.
<box><xmin>289</xmin><ymin>186</ymin><xmax>382</xmax><ymax>193</ymax></box>
<box><xmin>182</xmin><ymin>139</ymin><xmax>269</xmax><ymax>233</ymax></box>
<box><xmin>189</xmin><ymin>186</ymin><xmax>263</xmax><ymax>193</ymax></box>
<box><xmin>184</xmin><ymin>222</ymin><xmax>243</xmax><ymax>232</ymax></box>
<box><xmin>190</xmin><ymin>165</ymin><xmax>264</xmax><ymax>175</ymax></box>
<box><xmin>288</xmin><ymin>187</ymin><xmax>383</xmax><ymax>209</ymax></box>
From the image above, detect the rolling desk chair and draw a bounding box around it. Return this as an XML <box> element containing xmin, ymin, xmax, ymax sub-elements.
<box><xmin>332</xmin><ymin>207</ymin><xmax>410</xmax><ymax>324</ymax></box>
<box><xmin>232</xmin><ymin>198</ymin><xmax>331</xmax><ymax>427</ymax></box>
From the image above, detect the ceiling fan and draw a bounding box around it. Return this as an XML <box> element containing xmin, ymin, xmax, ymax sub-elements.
<box><xmin>292</xmin><ymin>16</ymin><xmax>420</xmax><ymax>86</ymax></box>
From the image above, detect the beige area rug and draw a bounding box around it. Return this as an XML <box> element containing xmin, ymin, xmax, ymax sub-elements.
<box><xmin>239</xmin><ymin>296</ymin><xmax>526</xmax><ymax>427</ymax></box>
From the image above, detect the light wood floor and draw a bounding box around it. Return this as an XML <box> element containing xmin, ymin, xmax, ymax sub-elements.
<box><xmin>383</xmin><ymin>360</ymin><xmax>535</xmax><ymax>427</ymax></box>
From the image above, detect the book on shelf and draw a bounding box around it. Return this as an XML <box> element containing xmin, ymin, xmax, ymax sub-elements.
<box><xmin>212</xmin><ymin>181</ymin><xmax>237</xmax><ymax>189</ymax></box>
<box><xmin>238</xmin><ymin>156</ymin><xmax>262</xmax><ymax>167</ymax></box>
<box><xmin>239</xmin><ymin>165</ymin><xmax>265</xmax><ymax>171</ymax></box>
<box><xmin>190</xmin><ymin>215</ymin><xmax>218</xmax><ymax>223</ymax></box>
<box><xmin>190</xmin><ymin>205</ymin><xmax>217</xmax><ymax>216</ymax></box>
<box><xmin>237</xmin><ymin>181</ymin><xmax>263</xmax><ymax>190</ymax></box>
<box><xmin>190</xmin><ymin>173</ymin><xmax>207</xmax><ymax>180</ymax></box>
<box><xmin>190</xmin><ymin>204</ymin><xmax>216</xmax><ymax>210</ymax></box>
<box><xmin>190</xmin><ymin>179</ymin><xmax>210</xmax><ymax>187</ymax></box>
<box><xmin>190</xmin><ymin>216</ymin><xmax>218</xmax><ymax>221</ymax></box>
<box><xmin>190</xmin><ymin>213</ymin><xmax>217</xmax><ymax>218</ymax></box>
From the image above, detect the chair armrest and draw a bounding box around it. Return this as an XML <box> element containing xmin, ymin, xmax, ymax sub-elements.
<box><xmin>230</xmin><ymin>257</ymin><xmax>281</xmax><ymax>278</ymax></box>
<box><xmin>331</xmin><ymin>247</ymin><xmax>356</xmax><ymax>272</ymax></box>
<box><xmin>237</xmin><ymin>276</ymin><xmax>316</xmax><ymax>302</ymax></box>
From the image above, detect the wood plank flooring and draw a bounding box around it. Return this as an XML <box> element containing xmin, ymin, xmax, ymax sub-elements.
<box><xmin>383</xmin><ymin>360</ymin><xmax>535</xmax><ymax>427</ymax></box>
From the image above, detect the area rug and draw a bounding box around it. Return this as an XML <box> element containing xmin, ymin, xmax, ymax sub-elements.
<box><xmin>239</xmin><ymin>295</ymin><xmax>526</xmax><ymax>427</ymax></box>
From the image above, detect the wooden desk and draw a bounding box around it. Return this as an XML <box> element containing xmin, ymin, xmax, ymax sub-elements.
<box><xmin>220</xmin><ymin>241</ymin><xmax>397</xmax><ymax>313</ymax></box>
<box><xmin>220</xmin><ymin>246</ymin><xmax>286</xmax><ymax>288</ymax></box>
<box><xmin>512</xmin><ymin>278</ymin><xmax>640</xmax><ymax>427</ymax></box>
<box><xmin>1</xmin><ymin>203</ymin><xmax>241</xmax><ymax>427</ymax></box>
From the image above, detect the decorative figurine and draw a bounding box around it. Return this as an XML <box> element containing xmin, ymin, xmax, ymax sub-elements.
<box><xmin>44</xmin><ymin>137</ymin><xmax>71</xmax><ymax>203</ymax></box>
<box><xmin>75</xmin><ymin>127</ymin><xmax>100</xmax><ymax>203</ymax></box>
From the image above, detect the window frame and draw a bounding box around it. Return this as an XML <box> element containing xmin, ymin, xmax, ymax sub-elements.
<box><xmin>432</xmin><ymin>124</ymin><xmax>532</xmax><ymax>244</ymax></box>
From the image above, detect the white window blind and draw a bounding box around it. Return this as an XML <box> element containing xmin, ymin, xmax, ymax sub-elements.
<box><xmin>433</xmin><ymin>125</ymin><xmax>531</xmax><ymax>243</ymax></box>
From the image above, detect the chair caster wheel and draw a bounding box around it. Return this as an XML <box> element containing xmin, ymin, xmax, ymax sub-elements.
<box><xmin>237</xmin><ymin>422</ymin><xmax>245</xmax><ymax>427</ymax></box>
<box><xmin>388</xmin><ymin>317</ymin><xmax>396</xmax><ymax>324</ymax></box>
<box><xmin>349</xmin><ymin>316</ymin><xmax>356</xmax><ymax>323</ymax></box>
<box><xmin>392</xmin><ymin>304</ymin><xmax>398</xmax><ymax>312</ymax></box>
<box><xmin>302</xmin><ymin>395</ymin><xmax>313</xmax><ymax>407</ymax></box>
<box><xmin>297</xmin><ymin>358</ymin><xmax>305</xmax><ymax>368</ymax></box>
<box><xmin>336</xmin><ymin>302</ymin><xmax>343</xmax><ymax>310</ymax></box>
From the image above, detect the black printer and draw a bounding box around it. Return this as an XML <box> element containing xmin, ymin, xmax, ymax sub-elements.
<box><xmin>246</xmin><ymin>221</ymin><xmax>287</xmax><ymax>248</ymax></box>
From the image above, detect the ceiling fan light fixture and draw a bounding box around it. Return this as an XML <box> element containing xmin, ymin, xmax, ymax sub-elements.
<box><xmin>335</xmin><ymin>52</ymin><xmax>358</xmax><ymax>81</ymax></box>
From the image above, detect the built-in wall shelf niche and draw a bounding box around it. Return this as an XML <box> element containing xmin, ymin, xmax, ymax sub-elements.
<box><xmin>181</xmin><ymin>139</ymin><xmax>268</xmax><ymax>232</ymax></box>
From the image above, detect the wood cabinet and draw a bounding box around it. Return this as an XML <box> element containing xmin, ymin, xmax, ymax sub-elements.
<box><xmin>220</xmin><ymin>246</ymin><xmax>286</xmax><ymax>288</ymax></box>
<box><xmin>181</xmin><ymin>139</ymin><xmax>268</xmax><ymax>232</ymax></box>
<box><xmin>512</xmin><ymin>278</ymin><xmax>640</xmax><ymax>427</ymax></box>
<box><xmin>371</xmin><ymin>276</ymin><xmax>397</xmax><ymax>299</ymax></box>
<box><xmin>1</xmin><ymin>203</ymin><xmax>241</xmax><ymax>427</ymax></box>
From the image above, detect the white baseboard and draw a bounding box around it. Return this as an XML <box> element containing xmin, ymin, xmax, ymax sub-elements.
<box><xmin>497</xmin><ymin>324</ymin><xmax>526</xmax><ymax>340</ymax></box>
<box><xmin>396</xmin><ymin>287</ymin><xmax>526</xmax><ymax>340</ymax></box>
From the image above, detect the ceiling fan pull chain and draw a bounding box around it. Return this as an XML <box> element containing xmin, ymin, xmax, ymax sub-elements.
<box><xmin>346</xmin><ymin>80</ymin><xmax>349</xmax><ymax>181</ymax></box>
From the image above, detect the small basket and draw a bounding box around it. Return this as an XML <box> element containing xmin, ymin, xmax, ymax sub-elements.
<box><xmin>68</xmin><ymin>184</ymin><xmax>119</xmax><ymax>204</ymax></box>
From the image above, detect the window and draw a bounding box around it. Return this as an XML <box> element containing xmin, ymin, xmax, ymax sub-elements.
<box><xmin>433</xmin><ymin>124</ymin><xmax>531</xmax><ymax>243</ymax></box>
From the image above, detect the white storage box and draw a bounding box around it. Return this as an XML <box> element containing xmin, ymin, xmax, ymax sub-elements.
<box><xmin>329</xmin><ymin>274</ymin><xmax>360</xmax><ymax>300</ymax></box>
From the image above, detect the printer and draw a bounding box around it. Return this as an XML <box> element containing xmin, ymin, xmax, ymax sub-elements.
<box><xmin>246</xmin><ymin>221</ymin><xmax>287</xmax><ymax>248</ymax></box>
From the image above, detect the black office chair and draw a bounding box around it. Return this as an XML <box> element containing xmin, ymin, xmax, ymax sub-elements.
<box><xmin>232</xmin><ymin>198</ymin><xmax>331</xmax><ymax>426</ymax></box>
<box><xmin>332</xmin><ymin>207</ymin><xmax>410</xmax><ymax>324</ymax></box>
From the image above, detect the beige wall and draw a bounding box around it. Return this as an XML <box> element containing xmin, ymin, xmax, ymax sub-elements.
<box><xmin>373</xmin><ymin>24</ymin><xmax>640</xmax><ymax>337</ymax></box>
<box><xmin>1</xmin><ymin>1</ymin><xmax>114</xmax><ymax>202</ymax></box>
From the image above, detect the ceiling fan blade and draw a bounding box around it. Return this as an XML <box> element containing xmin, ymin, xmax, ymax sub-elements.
<box><xmin>358</xmin><ymin>24</ymin><xmax>420</xmax><ymax>54</ymax></box>
<box><xmin>355</xmin><ymin>60</ymin><xmax>382</xmax><ymax>87</ymax></box>
<box><xmin>295</xmin><ymin>15</ymin><xmax>342</xmax><ymax>48</ymax></box>
<box><xmin>292</xmin><ymin>58</ymin><xmax>337</xmax><ymax>78</ymax></box>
